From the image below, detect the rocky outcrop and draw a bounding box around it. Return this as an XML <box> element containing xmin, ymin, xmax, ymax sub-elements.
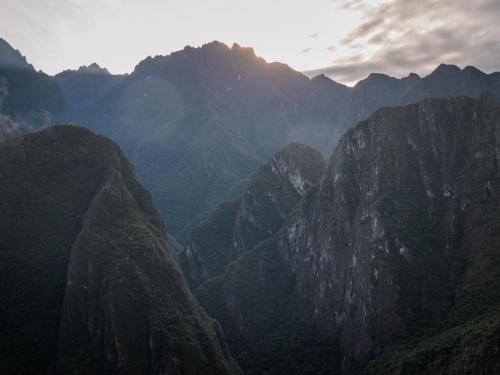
<box><xmin>0</xmin><ymin>125</ymin><xmax>241</xmax><ymax>375</ymax></box>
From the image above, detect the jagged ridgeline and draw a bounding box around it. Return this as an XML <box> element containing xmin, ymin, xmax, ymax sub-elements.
<box><xmin>3</xmin><ymin>38</ymin><xmax>500</xmax><ymax>241</ymax></box>
<box><xmin>190</xmin><ymin>95</ymin><xmax>500</xmax><ymax>374</ymax></box>
<box><xmin>0</xmin><ymin>125</ymin><xmax>241</xmax><ymax>375</ymax></box>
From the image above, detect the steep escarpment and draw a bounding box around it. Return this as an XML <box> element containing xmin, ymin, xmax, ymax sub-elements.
<box><xmin>179</xmin><ymin>143</ymin><xmax>325</xmax><ymax>288</ymax></box>
<box><xmin>0</xmin><ymin>125</ymin><xmax>241</xmax><ymax>375</ymax></box>
<box><xmin>281</xmin><ymin>94</ymin><xmax>500</xmax><ymax>370</ymax></box>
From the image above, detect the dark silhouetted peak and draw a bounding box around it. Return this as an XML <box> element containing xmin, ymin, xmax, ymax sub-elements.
<box><xmin>463</xmin><ymin>65</ymin><xmax>486</xmax><ymax>77</ymax></box>
<box><xmin>405</xmin><ymin>72</ymin><xmax>421</xmax><ymax>80</ymax></box>
<box><xmin>430</xmin><ymin>63</ymin><xmax>461</xmax><ymax>76</ymax></box>
<box><xmin>354</xmin><ymin>72</ymin><xmax>399</xmax><ymax>89</ymax></box>
<box><xmin>76</xmin><ymin>63</ymin><xmax>110</xmax><ymax>75</ymax></box>
<box><xmin>311</xmin><ymin>73</ymin><xmax>349</xmax><ymax>92</ymax></box>
<box><xmin>312</xmin><ymin>73</ymin><xmax>330</xmax><ymax>82</ymax></box>
<box><xmin>200</xmin><ymin>40</ymin><xmax>231</xmax><ymax>52</ymax></box>
<box><xmin>57</xmin><ymin>63</ymin><xmax>111</xmax><ymax>76</ymax></box>
<box><xmin>366</xmin><ymin>72</ymin><xmax>394</xmax><ymax>81</ymax></box>
<box><xmin>134</xmin><ymin>41</ymin><xmax>232</xmax><ymax>74</ymax></box>
<box><xmin>231</xmin><ymin>42</ymin><xmax>257</xmax><ymax>58</ymax></box>
<box><xmin>0</xmin><ymin>38</ymin><xmax>34</xmax><ymax>71</ymax></box>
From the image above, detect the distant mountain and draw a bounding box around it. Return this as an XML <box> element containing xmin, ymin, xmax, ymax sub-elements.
<box><xmin>71</xmin><ymin>41</ymin><xmax>344</xmax><ymax>236</ymax></box>
<box><xmin>334</xmin><ymin>64</ymin><xmax>500</xmax><ymax>149</ymax></box>
<box><xmin>0</xmin><ymin>125</ymin><xmax>241</xmax><ymax>375</ymax></box>
<box><xmin>2</xmin><ymin>38</ymin><xmax>500</xmax><ymax>238</ymax></box>
<box><xmin>60</xmin><ymin>41</ymin><xmax>500</xmax><ymax>237</ymax></box>
<box><xmin>194</xmin><ymin>95</ymin><xmax>500</xmax><ymax>374</ymax></box>
<box><xmin>55</xmin><ymin>63</ymin><xmax>124</xmax><ymax>112</ymax></box>
<box><xmin>0</xmin><ymin>38</ymin><xmax>67</xmax><ymax>141</ymax></box>
<box><xmin>0</xmin><ymin>38</ymin><xmax>33</xmax><ymax>70</ymax></box>
<box><xmin>399</xmin><ymin>64</ymin><xmax>500</xmax><ymax>103</ymax></box>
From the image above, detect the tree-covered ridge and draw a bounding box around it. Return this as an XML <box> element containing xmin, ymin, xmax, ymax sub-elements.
<box><xmin>0</xmin><ymin>125</ymin><xmax>241</xmax><ymax>375</ymax></box>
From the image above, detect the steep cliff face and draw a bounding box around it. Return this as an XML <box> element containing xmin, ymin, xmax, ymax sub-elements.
<box><xmin>0</xmin><ymin>125</ymin><xmax>241</xmax><ymax>375</ymax></box>
<box><xmin>179</xmin><ymin>143</ymin><xmax>325</xmax><ymax>288</ymax></box>
<box><xmin>281</xmin><ymin>94</ymin><xmax>500</xmax><ymax>364</ymax></box>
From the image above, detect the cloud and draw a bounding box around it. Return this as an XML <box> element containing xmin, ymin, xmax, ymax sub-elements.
<box><xmin>309</xmin><ymin>33</ymin><xmax>319</xmax><ymax>38</ymax></box>
<box><xmin>311</xmin><ymin>0</ymin><xmax>500</xmax><ymax>85</ymax></box>
<box><xmin>302</xmin><ymin>48</ymin><xmax>311</xmax><ymax>53</ymax></box>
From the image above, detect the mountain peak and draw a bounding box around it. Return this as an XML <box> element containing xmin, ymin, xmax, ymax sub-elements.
<box><xmin>198</xmin><ymin>40</ymin><xmax>231</xmax><ymax>53</ymax></box>
<box><xmin>405</xmin><ymin>72</ymin><xmax>421</xmax><ymax>80</ymax></box>
<box><xmin>431</xmin><ymin>63</ymin><xmax>461</xmax><ymax>76</ymax></box>
<box><xmin>0</xmin><ymin>38</ymin><xmax>34</xmax><ymax>71</ymax></box>
<box><xmin>463</xmin><ymin>65</ymin><xmax>486</xmax><ymax>77</ymax></box>
<box><xmin>75</xmin><ymin>63</ymin><xmax>110</xmax><ymax>75</ymax></box>
<box><xmin>231</xmin><ymin>42</ymin><xmax>257</xmax><ymax>58</ymax></box>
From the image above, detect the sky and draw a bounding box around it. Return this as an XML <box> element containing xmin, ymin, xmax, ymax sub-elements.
<box><xmin>1</xmin><ymin>0</ymin><xmax>500</xmax><ymax>85</ymax></box>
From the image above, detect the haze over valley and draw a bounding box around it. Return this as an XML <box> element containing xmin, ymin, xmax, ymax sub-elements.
<box><xmin>1</xmin><ymin>1</ymin><xmax>500</xmax><ymax>373</ymax></box>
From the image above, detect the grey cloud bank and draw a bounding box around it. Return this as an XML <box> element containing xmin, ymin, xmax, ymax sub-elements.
<box><xmin>308</xmin><ymin>0</ymin><xmax>500</xmax><ymax>84</ymax></box>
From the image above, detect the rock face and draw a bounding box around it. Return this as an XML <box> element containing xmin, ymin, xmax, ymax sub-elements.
<box><xmin>179</xmin><ymin>143</ymin><xmax>325</xmax><ymax>288</ymax></box>
<box><xmin>194</xmin><ymin>95</ymin><xmax>500</xmax><ymax>374</ymax></box>
<box><xmin>281</xmin><ymin>94</ymin><xmax>500</xmax><ymax>370</ymax></box>
<box><xmin>0</xmin><ymin>125</ymin><xmax>241</xmax><ymax>375</ymax></box>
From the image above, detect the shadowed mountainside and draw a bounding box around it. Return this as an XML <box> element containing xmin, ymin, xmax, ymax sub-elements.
<box><xmin>0</xmin><ymin>38</ymin><xmax>67</xmax><ymax>142</ymax></box>
<box><xmin>193</xmin><ymin>95</ymin><xmax>500</xmax><ymax>374</ymax></box>
<box><xmin>0</xmin><ymin>125</ymin><xmax>241</xmax><ymax>375</ymax></box>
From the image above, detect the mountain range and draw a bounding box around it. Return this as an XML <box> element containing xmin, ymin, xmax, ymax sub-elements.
<box><xmin>1</xmin><ymin>36</ymin><xmax>500</xmax><ymax>374</ymax></box>
<box><xmin>3</xmin><ymin>38</ymin><xmax>500</xmax><ymax>237</ymax></box>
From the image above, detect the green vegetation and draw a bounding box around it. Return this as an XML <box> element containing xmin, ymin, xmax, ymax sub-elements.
<box><xmin>368</xmin><ymin>306</ymin><xmax>500</xmax><ymax>374</ymax></box>
<box><xmin>0</xmin><ymin>125</ymin><xmax>241</xmax><ymax>374</ymax></box>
